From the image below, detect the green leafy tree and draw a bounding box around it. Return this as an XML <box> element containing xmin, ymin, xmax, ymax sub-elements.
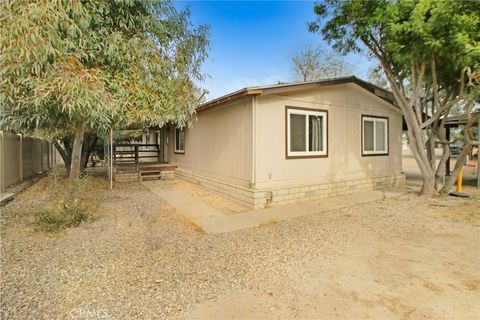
<box><xmin>1</xmin><ymin>0</ymin><xmax>209</xmax><ymax>182</ymax></box>
<box><xmin>310</xmin><ymin>0</ymin><xmax>480</xmax><ymax>195</ymax></box>
<box><xmin>291</xmin><ymin>44</ymin><xmax>352</xmax><ymax>81</ymax></box>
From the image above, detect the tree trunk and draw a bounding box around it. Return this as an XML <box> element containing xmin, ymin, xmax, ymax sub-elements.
<box><xmin>415</xmin><ymin>153</ymin><xmax>436</xmax><ymax>196</ymax></box>
<box><xmin>63</xmin><ymin>137</ymin><xmax>73</xmax><ymax>158</ymax></box>
<box><xmin>80</xmin><ymin>134</ymin><xmax>98</xmax><ymax>173</ymax></box>
<box><xmin>440</xmin><ymin>144</ymin><xmax>472</xmax><ymax>193</ymax></box>
<box><xmin>435</xmin><ymin>126</ymin><xmax>451</xmax><ymax>191</ymax></box>
<box><xmin>53</xmin><ymin>132</ymin><xmax>98</xmax><ymax>177</ymax></box>
<box><xmin>406</xmin><ymin>127</ymin><xmax>437</xmax><ymax>196</ymax></box>
<box><xmin>420</xmin><ymin>174</ymin><xmax>436</xmax><ymax>195</ymax></box>
<box><xmin>426</xmin><ymin>135</ymin><xmax>436</xmax><ymax>169</ymax></box>
<box><xmin>53</xmin><ymin>140</ymin><xmax>71</xmax><ymax>176</ymax></box>
<box><xmin>435</xmin><ymin>151</ymin><xmax>449</xmax><ymax>191</ymax></box>
<box><xmin>69</xmin><ymin>121</ymin><xmax>87</xmax><ymax>183</ymax></box>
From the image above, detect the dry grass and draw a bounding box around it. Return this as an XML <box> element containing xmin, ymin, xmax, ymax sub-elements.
<box><xmin>3</xmin><ymin>169</ymin><xmax>106</xmax><ymax>232</ymax></box>
<box><xmin>259</xmin><ymin>219</ymin><xmax>279</xmax><ymax>227</ymax></box>
<box><xmin>427</xmin><ymin>186</ymin><xmax>480</xmax><ymax>224</ymax></box>
<box><xmin>33</xmin><ymin>171</ymin><xmax>100</xmax><ymax>232</ymax></box>
<box><xmin>183</xmin><ymin>217</ymin><xmax>206</xmax><ymax>234</ymax></box>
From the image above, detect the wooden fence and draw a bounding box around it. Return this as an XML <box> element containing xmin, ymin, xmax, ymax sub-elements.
<box><xmin>0</xmin><ymin>131</ymin><xmax>57</xmax><ymax>192</ymax></box>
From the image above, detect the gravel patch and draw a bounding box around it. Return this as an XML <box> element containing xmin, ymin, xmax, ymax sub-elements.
<box><xmin>1</xmin><ymin>175</ymin><xmax>479</xmax><ymax>319</ymax></box>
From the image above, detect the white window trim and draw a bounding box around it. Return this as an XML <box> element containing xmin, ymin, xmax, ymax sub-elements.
<box><xmin>287</xmin><ymin>108</ymin><xmax>328</xmax><ymax>158</ymax></box>
<box><xmin>362</xmin><ymin>116</ymin><xmax>388</xmax><ymax>155</ymax></box>
<box><xmin>174</xmin><ymin>128</ymin><xmax>185</xmax><ymax>154</ymax></box>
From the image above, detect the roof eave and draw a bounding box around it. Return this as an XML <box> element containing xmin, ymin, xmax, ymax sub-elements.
<box><xmin>196</xmin><ymin>76</ymin><xmax>397</xmax><ymax>113</ymax></box>
<box><xmin>196</xmin><ymin>88</ymin><xmax>262</xmax><ymax>113</ymax></box>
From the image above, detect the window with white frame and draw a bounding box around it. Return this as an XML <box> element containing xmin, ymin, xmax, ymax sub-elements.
<box><xmin>362</xmin><ymin>115</ymin><xmax>388</xmax><ymax>155</ymax></box>
<box><xmin>286</xmin><ymin>107</ymin><xmax>328</xmax><ymax>158</ymax></box>
<box><xmin>175</xmin><ymin>128</ymin><xmax>185</xmax><ymax>153</ymax></box>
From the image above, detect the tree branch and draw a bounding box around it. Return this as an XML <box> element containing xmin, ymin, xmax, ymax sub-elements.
<box><xmin>465</xmin><ymin>100</ymin><xmax>480</xmax><ymax>145</ymax></box>
<box><xmin>421</xmin><ymin>69</ymin><xmax>465</xmax><ymax>130</ymax></box>
<box><xmin>53</xmin><ymin>140</ymin><xmax>71</xmax><ymax>175</ymax></box>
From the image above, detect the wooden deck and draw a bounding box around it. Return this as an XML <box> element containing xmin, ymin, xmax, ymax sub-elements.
<box><xmin>113</xmin><ymin>143</ymin><xmax>176</xmax><ymax>182</ymax></box>
<box><xmin>114</xmin><ymin>144</ymin><xmax>160</xmax><ymax>165</ymax></box>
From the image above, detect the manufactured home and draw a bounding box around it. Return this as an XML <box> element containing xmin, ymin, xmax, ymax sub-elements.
<box><xmin>161</xmin><ymin>76</ymin><xmax>405</xmax><ymax>209</ymax></box>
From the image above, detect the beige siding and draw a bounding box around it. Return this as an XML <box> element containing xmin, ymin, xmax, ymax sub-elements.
<box><xmin>254</xmin><ymin>83</ymin><xmax>403</xmax><ymax>189</ymax></box>
<box><xmin>170</xmin><ymin>97</ymin><xmax>254</xmax><ymax>187</ymax></box>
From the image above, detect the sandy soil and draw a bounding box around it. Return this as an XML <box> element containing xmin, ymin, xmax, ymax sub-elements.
<box><xmin>185</xmin><ymin>188</ymin><xmax>480</xmax><ymax>319</ymax></box>
<box><xmin>1</xmin><ymin>171</ymin><xmax>479</xmax><ymax>319</ymax></box>
<box><xmin>402</xmin><ymin>149</ymin><xmax>479</xmax><ymax>187</ymax></box>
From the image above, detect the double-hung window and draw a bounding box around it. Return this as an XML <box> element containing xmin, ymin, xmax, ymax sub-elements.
<box><xmin>175</xmin><ymin>128</ymin><xmax>185</xmax><ymax>154</ymax></box>
<box><xmin>286</xmin><ymin>107</ymin><xmax>328</xmax><ymax>158</ymax></box>
<box><xmin>362</xmin><ymin>115</ymin><xmax>388</xmax><ymax>156</ymax></box>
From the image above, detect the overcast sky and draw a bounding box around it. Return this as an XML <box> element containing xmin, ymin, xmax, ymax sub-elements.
<box><xmin>174</xmin><ymin>1</ymin><xmax>374</xmax><ymax>100</ymax></box>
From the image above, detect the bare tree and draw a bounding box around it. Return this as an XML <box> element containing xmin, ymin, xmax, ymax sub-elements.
<box><xmin>368</xmin><ymin>65</ymin><xmax>389</xmax><ymax>89</ymax></box>
<box><xmin>291</xmin><ymin>44</ymin><xmax>352</xmax><ymax>82</ymax></box>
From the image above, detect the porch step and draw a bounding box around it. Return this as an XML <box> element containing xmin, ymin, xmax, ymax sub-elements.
<box><xmin>139</xmin><ymin>170</ymin><xmax>161</xmax><ymax>181</ymax></box>
<box><xmin>114</xmin><ymin>163</ymin><xmax>177</xmax><ymax>182</ymax></box>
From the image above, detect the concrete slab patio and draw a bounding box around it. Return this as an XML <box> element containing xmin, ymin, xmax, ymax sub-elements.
<box><xmin>144</xmin><ymin>180</ymin><xmax>410</xmax><ymax>234</ymax></box>
<box><xmin>142</xmin><ymin>180</ymin><xmax>225</xmax><ymax>221</ymax></box>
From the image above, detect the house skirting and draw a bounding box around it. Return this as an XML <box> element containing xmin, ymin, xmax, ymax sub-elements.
<box><xmin>176</xmin><ymin>169</ymin><xmax>405</xmax><ymax>210</ymax></box>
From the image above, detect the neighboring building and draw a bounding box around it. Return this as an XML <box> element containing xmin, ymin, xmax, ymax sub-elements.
<box><xmin>167</xmin><ymin>76</ymin><xmax>405</xmax><ymax>209</ymax></box>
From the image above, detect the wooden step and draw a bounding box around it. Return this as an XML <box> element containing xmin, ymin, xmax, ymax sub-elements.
<box><xmin>139</xmin><ymin>170</ymin><xmax>161</xmax><ymax>181</ymax></box>
<box><xmin>140</xmin><ymin>170</ymin><xmax>162</xmax><ymax>174</ymax></box>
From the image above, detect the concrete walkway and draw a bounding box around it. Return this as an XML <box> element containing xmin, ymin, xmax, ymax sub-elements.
<box><xmin>144</xmin><ymin>180</ymin><xmax>409</xmax><ymax>234</ymax></box>
<box><xmin>143</xmin><ymin>180</ymin><xmax>225</xmax><ymax>221</ymax></box>
<box><xmin>0</xmin><ymin>192</ymin><xmax>14</xmax><ymax>206</ymax></box>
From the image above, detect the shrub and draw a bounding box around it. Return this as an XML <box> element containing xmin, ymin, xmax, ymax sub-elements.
<box><xmin>34</xmin><ymin>205</ymin><xmax>94</xmax><ymax>232</ymax></box>
<box><xmin>33</xmin><ymin>171</ymin><xmax>99</xmax><ymax>232</ymax></box>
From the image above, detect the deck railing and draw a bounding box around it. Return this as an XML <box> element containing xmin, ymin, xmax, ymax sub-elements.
<box><xmin>113</xmin><ymin>144</ymin><xmax>160</xmax><ymax>166</ymax></box>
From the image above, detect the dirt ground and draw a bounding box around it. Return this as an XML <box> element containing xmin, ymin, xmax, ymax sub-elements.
<box><xmin>402</xmin><ymin>149</ymin><xmax>479</xmax><ymax>188</ymax></box>
<box><xmin>187</xmin><ymin>190</ymin><xmax>480</xmax><ymax>319</ymax></box>
<box><xmin>1</xmin><ymin>170</ymin><xmax>479</xmax><ymax>319</ymax></box>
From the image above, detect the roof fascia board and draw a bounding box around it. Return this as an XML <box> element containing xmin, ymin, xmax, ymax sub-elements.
<box><xmin>196</xmin><ymin>93</ymin><xmax>257</xmax><ymax>113</ymax></box>
<box><xmin>196</xmin><ymin>89</ymin><xmax>261</xmax><ymax>113</ymax></box>
<box><xmin>259</xmin><ymin>78</ymin><xmax>353</xmax><ymax>96</ymax></box>
<box><xmin>195</xmin><ymin>88</ymin><xmax>262</xmax><ymax>113</ymax></box>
